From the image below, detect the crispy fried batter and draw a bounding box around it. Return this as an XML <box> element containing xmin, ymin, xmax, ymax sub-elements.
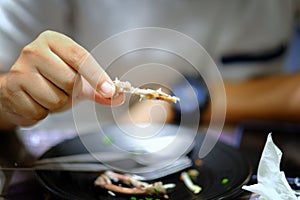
<box><xmin>114</xmin><ymin>78</ymin><xmax>180</xmax><ymax>103</ymax></box>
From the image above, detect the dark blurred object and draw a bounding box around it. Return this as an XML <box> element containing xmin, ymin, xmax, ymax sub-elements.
<box><xmin>236</xmin><ymin>121</ymin><xmax>300</xmax><ymax>178</ymax></box>
<box><xmin>0</xmin><ymin>131</ymin><xmax>37</xmax><ymax>197</ymax></box>
<box><xmin>0</xmin><ymin>130</ymin><xmax>36</xmax><ymax>164</ymax></box>
<box><xmin>172</xmin><ymin>75</ymin><xmax>209</xmax><ymax>124</ymax></box>
<box><xmin>285</xmin><ymin>27</ymin><xmax>300</xmax><ymax>73</ymax></box>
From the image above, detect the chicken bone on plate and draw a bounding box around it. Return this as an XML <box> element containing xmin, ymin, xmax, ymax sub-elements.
<box><xmin>113</xmin><ymin>78</ymin><xmax>180</xmax><ymax>103</ymax></box>
<box><xmin>94</xmin><ymin>171</ymin><xmax>175</xmax><ymax>199</ymax></box>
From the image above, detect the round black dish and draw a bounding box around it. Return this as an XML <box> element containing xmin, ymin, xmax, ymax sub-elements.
<box><xmin>36</xmin><ymin>124</ymin><xmax>252</xmax><ymax>200</ymax></box>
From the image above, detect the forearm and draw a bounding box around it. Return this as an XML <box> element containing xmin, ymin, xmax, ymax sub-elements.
<box><xmin>113</xmin><ymin>73</ymin><xmax>300</xmax><ymax>126</ymax></box>
<box><xmin>203</xmin><ymin>73</ymin><xmax>300</xmax><ymax>124</ymax></box>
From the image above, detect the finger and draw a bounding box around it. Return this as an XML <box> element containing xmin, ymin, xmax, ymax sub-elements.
<box><xmin>78</xmin><ymin>76</ymin><xmax>125</xmax><ymax>106</ymax></box>
<box><xmin>94</xmin><ymin>91</ymin><xmax>125</xmax><ymax>106</ymax></box>
<box><xmin>34</xmin><ymin>50</ymin><xmax>124</xmax><ymax>106</ymax></box>
<box><xmin>30</xmin><ymin>49</ymin><xmax>78</xmax><ymax>95</ymax></box>
<box><xmin>40</xmin><ymin>31</ymin><xmax>116</xmax><ymax>98</ymax></box>
<box><xmin>4</xmin><ymin>88</ymin><xmax>49</xmax><ymax>123</ymax></box>
<box><xmin>20</xmin><ymin>71</ymin><xmax>69</xmax><ymax>111</ymax></box>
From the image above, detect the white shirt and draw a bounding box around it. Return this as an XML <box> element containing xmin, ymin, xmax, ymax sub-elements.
<box><xmin>1</xmin><ymin>0</ymin><xmax>298</xmax><ymax>77</ymax></box>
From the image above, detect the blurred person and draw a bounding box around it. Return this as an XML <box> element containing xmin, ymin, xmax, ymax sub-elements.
<box><xmin>0</xmin><ymin>0</ymin><xmax>300</xmax><ymax>133</ymax></box>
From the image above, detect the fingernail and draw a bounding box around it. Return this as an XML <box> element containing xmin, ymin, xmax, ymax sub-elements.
<box><xmin>99</xmin><ymin>81</ymin><xmax>115</xmax><ymax>97</ymax></box>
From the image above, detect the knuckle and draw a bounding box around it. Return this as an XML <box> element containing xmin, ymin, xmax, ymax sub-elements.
<box><xmin>21</xmin><ymin>44</ymin><xmax>40</xmax><ymax>57</ymax></box>
<box><xmin>38</xmin><ymin>30</ymin><xmax>57</xmax><ymax>40</ymax></box>
<box><xmin>21</xmin><ymin>31</ymin><xmax>55</xmax><ymax>58</ymax></box>
<box><xmin>21</xmin><ymin>43</ymin><xmax>48</xmax><ymax>61</ymax></box>
<box><xmin>49</xmin><ymin>95</ymin><xmax>69</xmax><ymax>110</ymax></box>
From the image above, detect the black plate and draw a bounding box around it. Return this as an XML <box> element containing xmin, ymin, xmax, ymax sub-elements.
<box><xmin>36</xmin><ymin>124</ymin><xmax>252</xmax><ymax>200</ymax></box>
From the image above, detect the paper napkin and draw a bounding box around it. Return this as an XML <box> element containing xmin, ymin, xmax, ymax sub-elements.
<box><xmin>242</xmin><ymin>133</ymin><xmax>299</xmax><ymax>200</ymax></box>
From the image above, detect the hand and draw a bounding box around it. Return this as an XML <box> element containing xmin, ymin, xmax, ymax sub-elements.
<box><xmin>0</xmin><ymin>30</ymin><xmax>124</xmax><ymax>128</ymax></box>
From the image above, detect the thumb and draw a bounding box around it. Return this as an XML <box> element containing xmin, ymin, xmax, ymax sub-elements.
<box><xmin>75</xmin><ymin>76</ymin><xmax>125</xmax><ymax>106</ymax></box>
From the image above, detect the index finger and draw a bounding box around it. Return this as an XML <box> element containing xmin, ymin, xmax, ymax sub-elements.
<box><xmin>41</xmin><ymin>30</ymin><xmax>116</xmax><ymax>98</ymax></box>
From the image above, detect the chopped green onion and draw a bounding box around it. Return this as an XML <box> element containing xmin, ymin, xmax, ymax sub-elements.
<box><xmin>221</xmin><ymin>178</ymin><xmax>229</xmax><ymax>185</ymax></box>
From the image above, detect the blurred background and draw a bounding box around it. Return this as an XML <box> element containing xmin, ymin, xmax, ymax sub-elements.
<box><xmin>0</xmin><ymin>0</ymin><xmax>300</xmax><ymax>198</ymax></box>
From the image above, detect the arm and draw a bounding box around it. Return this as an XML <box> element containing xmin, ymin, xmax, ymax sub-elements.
<box><xmin>0</xmin><ymin>30</ymin><xmax>124</xmax><ymax>130</ymax></box>
<box><xmin>127</xmin><ymin>73</ymin><xmax>300</xmax><ymax>125</ymax></box>
<box><xmin>202</xmin><ymin>73</ymin><xmax>300</xmax><ymax>124</ymax></box>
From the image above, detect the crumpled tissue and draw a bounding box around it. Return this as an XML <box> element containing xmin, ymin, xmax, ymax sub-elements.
<box><xmin>242</xmin><ymin>133</ymin><xmax>299</xmax><ymax>200</ymax></box>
